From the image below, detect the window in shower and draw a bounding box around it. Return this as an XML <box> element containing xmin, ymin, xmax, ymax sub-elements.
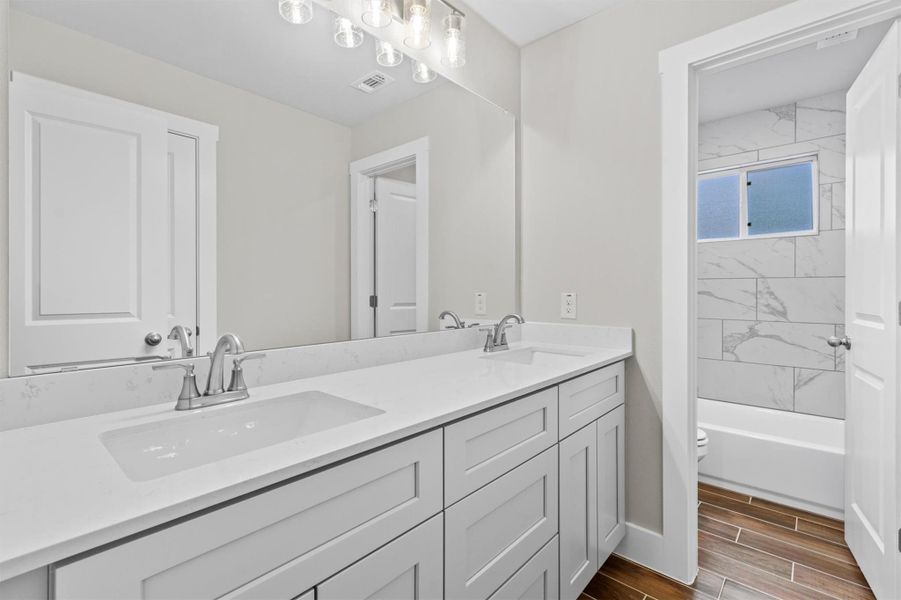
<box><xmin>697</xmin><ymin>155</ymin><xmax>818</xmax><ymax>241</ymax></box>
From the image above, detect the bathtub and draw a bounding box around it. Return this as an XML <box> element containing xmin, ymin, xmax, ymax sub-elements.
<box><xmin>698</xmin><ymin>398</ymin><xmax>845</xmax><ymax>519</ymax></box>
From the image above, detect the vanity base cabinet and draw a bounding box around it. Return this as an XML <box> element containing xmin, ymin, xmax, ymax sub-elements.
<box><xmin>318</xmin><ymin>514</ymin><xmax>443</xmax><ymax>600</ymax></box>
<box><xmin>488</xmin><ymin>536</ymin><xmax>559</xmax><ymax>600</ymax></box>
<box><xmin>558</xmin><ymin>422</ymin><xmax>598</xmax><ymax>600</ymax></box>
<box><xmin>445</xmin><ymin>447</ymin><xmax>559</xmax><ymax>600</ymax></box>
<box><xmin>597</xmin><ymin>405</ymin><xmax>626</xmax><ymax>565</ymax></box>
<box><xmin>52</xmin><ymin>431</ymin><xmax>443</xmax><ymax>600</ymax></box>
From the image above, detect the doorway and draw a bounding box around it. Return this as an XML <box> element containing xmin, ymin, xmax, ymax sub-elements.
<box><xmin>349</xmin><ymin>138</ymin><xmax>430</xmax><ymax>339</ymax></box>
<box><xmin>658</xmin><ymin>2</ymin><xmax>901</xmax><ymax>596</ymax></box>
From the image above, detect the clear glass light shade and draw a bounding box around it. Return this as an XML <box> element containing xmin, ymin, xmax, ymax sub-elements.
<box><xmin>441</xmin><ymin>13</ymin><xmax>465</xmax><ymax>68</ymax></box>
<box><xmin>362</xmin><ymin>0</ymin><xmax>393</xmax><ymax>27</ymax></box>
<box><xmin>278</xmin><ymin>0</ymin><xmax>313</xmax><ymax>24</ymax></box>
<box><xmin>403</xmin><ymin>0</ymin><xmax>431</xmax><ymax>49</ymax></box>
<box><xmin>334</xmin><ymin>16</ymin><xmax>364</xmax><ymax>48</ymax></box>
<box><xmin>411</xmin><ymin>59</ymin><xmax>437</xmax><ymax>83</ymax></box>
<box><xmin>376</xmin><ymin>40</ymin><xmax>404</xmax><ymax>67</ymax></box>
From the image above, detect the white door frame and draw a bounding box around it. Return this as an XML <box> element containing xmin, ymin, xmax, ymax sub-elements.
<box><xmin>10</xmin><ymin>73</ymin><xmax>219</xmax><ymax>357</ymax></box>
<box><xmin>349</xmin><ymin>137</ymin><xmax>429</xmax><ymax>339</ymax></box>
<box><xmin>657</xmin><ymin>0</ymin><xmax>901</xmax><ymax>584</ymax></box>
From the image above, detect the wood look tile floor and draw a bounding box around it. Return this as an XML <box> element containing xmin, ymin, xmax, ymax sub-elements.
<box><xmin>581</xmin><ymin>483</ymin><xmax>875</xmax><ymax>600</ymax></box>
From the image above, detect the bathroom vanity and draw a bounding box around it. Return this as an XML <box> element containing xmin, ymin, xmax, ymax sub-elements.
<box><xmin>0</xmin><ymin>328</ymin><xmax>630</xmax><ymax>600</ymax></box>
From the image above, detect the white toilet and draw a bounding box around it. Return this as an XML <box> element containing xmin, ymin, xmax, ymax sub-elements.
<box><xmin>697</xmin><ymin>428</ymin><xmax>709</xmax><ymax>462</ymax></box>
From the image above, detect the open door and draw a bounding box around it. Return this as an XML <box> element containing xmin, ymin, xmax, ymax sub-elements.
<box><xmin>843</xmin><ymin>20</ymin><xmax>900</xmax><ymax>599</ymax></box>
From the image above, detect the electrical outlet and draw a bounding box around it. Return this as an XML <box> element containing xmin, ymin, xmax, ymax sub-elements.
<box><xmin>474</xmin><ymin>292</ymin><xmax>487</xmax><ymax>316</ymax></box>
<box><xmin>561</xmin><ymin>292</ymin><xmax>577</xmax><ymax>320</ymax></box>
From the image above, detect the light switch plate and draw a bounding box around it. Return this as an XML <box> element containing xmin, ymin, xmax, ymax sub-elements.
<box><xmin>561</xmin><ymin>292</ymin><xmax>577</xmax><ymax>319</ymax></box>
<box><xmin>474</xmin><ymin>292</ymin><xmax>487</xmax><ymax>316</ymax></box>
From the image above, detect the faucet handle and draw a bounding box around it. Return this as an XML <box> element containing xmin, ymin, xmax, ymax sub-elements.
<box><xmin>153</xmin><ymin>362</ymin><xmax>195</xmax><ymax>374</ymax></box>
<box><xmin>233</xmin><ymin>352</ymin><xmax>266</xmax><ymax>368</ymax></box>
<box><xmin>153</xmin><ymin>363</ymin><xmax>202</xmax><ymax>410</ymax></box>
<box><xmin>228</xmin><ymin>353</ymin><xmax>266</xmax><ymax>392</ymax></box>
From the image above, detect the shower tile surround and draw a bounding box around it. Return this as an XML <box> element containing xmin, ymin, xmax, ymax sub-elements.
<box><xmin>697</xmin><ymin>90</ymin><xmax>846</xmax><ymax>420</ymax></box>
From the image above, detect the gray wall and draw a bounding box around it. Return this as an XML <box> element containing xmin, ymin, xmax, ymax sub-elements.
<box><xmin>520</xmin><ymin>0</ymin><xmax>792</xmax><ymax>532</ymax></box>
<box><xmin>697</xmin><ymin>91</ymin><xmax>847</xmax><ymax>420</ymax></box>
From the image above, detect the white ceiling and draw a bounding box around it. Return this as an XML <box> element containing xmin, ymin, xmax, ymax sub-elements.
<box><xmin>464</xmin><ymin>0</ymin><xmax>623</xmax><ymax>47</ymax></box>
<box><xmin>699</xmin><ymin>20</ymin><xmax>892</xmax><ymax>123</ymax></box>
<box><xmin>11</xmin><ymin>0</ymin><xmax>444</xmax><ymax>126</ymax></box>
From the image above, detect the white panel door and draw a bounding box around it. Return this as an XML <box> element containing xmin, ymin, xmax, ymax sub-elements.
<box><xmin>558</xmin><ymin>422</ymin><xmax>598</xmax><ymax>600</ymax></box>
<box><xmin>843</xmin><ymin>20</ymin><xmax>900</xmax><ymax>600</ymax></box>
<box><xmin>166</xmin><ymin>133</ymin><xmax>198</xmax><ymax>357</ymax></box>
<box><xmin>9</xmin><ymin>76</ymin><xmax>169</xmax><ymax>374</ymax></box>
<box><xmin>375</xmin><ymin>177</ymin><xmax>418</xmax><ymax>337</ymax></box>
<box><xmin>318</xmin><ymin>514</ymin><xmax>443</xmax><ymax>600</ymax></box>
<box><xmin>596</xmin><ymin>405</ymin><xmax>625</xmax><ymax>566</ymax></box>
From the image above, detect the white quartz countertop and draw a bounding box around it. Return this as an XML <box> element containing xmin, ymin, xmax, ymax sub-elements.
<box><xmin>0</xmin><ymin>338</ymin><xmax>631</xmax><ymax>580</ymax></box>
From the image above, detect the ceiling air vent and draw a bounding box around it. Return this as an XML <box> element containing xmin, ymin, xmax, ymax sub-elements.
<box><xmin>817</xmin><ymin>29</ymin><xmax>858</xmax><ymax>50</ymax></box>
<box><xmin>351</xmin><ymin>71</ymin><xmax>394</xmax><ymax>94</ymax></box>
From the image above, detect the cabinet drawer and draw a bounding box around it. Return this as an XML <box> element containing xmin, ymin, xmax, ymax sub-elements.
<box><xmin>445</xmin><ymin>446</ymin><xmax>559</xmax><ymax>600</ymax></box>
<box><xmin>488</xmin><ymin>536</ymin><xmax>559</xmax><ymax>600</ymax></box>
<box><xmin>445</xmin><ymin>387</ymin><xmax>558</xmax><ymax>505</ymax></box>
<box><xmin>53</xmin><ymin>430</ymin><xmax>443</xmax><ymax>600</ymax></box>
<box><xmin>318</xmin><ymin>514</ymin><xmax>443</xmax><ymax>600</ymax></box>
<box><xmin>558</xmin><ymin>362</ymin><xmax>624</xmax><ymax>439</ymax></box>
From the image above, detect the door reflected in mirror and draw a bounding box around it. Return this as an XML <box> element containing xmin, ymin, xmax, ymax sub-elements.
<box><xmin>6</xmin><ymin>0</ymin><xmax>515</xmax><ymax>376</ymax></box>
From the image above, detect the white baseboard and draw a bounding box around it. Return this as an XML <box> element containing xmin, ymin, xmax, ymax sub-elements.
<box><xmin>613</xmin><ymin>522</ymin><xmax>666</xmax><ymax>574</ymax></box>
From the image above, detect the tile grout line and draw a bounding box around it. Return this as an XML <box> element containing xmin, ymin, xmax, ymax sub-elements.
<box><xmin>700</xmin><ymin>503</ymin><xmax>856</xmax><ymax>567</ymax></box>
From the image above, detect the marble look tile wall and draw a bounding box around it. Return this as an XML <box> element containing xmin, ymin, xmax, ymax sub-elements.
<box><xmin>697</xmin><ymin>90</ymin><xmax>846</xmax><ymax>420</ymax></box>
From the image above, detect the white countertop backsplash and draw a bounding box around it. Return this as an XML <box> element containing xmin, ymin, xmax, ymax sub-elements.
<box><xmin>0</xmin><ymin>322</ymin><xmax>631</xmax><ymax>581</ymax></box>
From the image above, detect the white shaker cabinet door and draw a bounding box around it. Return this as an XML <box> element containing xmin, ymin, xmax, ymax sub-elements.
<box><xmin>597</xmin><ymin>405</ymin><xmax>626</xmax><ymax>567</ymax></box>
<box><xmin>9</xmin><ymin>74</ymin><xmax>171</xmax><ymax>374</ymax></box>
<box><xmin>318</xmin><ymin>514</ymin><xmax>443</xmax><ymax>600</ymax></box>
<box><xmin>558</xmin><ymin>422</ymin><xmax>598</xmax><ymax>600</ymax></box>
<box><xmin>488</xmin><ymin>536</ymin><xmax>559</xmax><ymax>600</ymax></box>
<box><xmin>445</xmin><ymin>446</ymin><xmax>559</xmax><ymax>600</ymax></box>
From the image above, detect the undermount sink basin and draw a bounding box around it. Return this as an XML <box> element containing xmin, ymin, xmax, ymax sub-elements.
<box><xmin>100</xmin><ymin>391</ymin><xmax>384</xmax><ymax>481</ymax></box>
<box><xmin>480</xmin><ymin>346</ymin><xmax>590</xmax><ymax>365</ymax></box>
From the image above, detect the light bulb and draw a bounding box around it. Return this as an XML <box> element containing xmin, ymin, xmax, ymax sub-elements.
<box><xmin>376</xmin><ymin>40</ymin><xmax>404</xmax><ymax>67</ymax></box>
<box><xmin>403</xmin><ymin>0</ymin><xmax>431</xmax><ymax>49</ymax></box>
<box><xmin>411</xmin><ymin>59</ymin><xmax>437</xmax><ymax>83</ymax></box>
<box><xmin>334</xmin><ymin>16</ymin><xmax>364</xmax><ymax>48</ymax></box>
<box><xmin>278</xmin><ymin>0</ymin><xmax>313</xmax><ymax>24</ymax></box>
<box><xmin>362</xmin><ymin>0</ymin><xmax>392</xmax><ymax>27</ymax></box>
<box><xmin>442</xmin><ymin>13</ymin><xmax>465</xmax><ymax>68</ymax></box>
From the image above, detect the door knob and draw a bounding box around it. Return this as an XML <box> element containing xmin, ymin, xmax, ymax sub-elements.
<box><xmin>144</xmin><ymin>332</ymin><xmax>164</xmax><ymax>346</ymax></box>
<box><xmin>827</xmin><ymin>335</ymin><xmax>851</xmax><ymax>350</ymax></box>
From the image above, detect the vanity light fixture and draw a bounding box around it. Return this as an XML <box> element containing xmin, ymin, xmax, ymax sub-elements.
<box><xmin>334</xmin><ymin>16</ymin><xmax>364</xmax><ymax>48</ymax></box>
<box><xmin>403</xmin><ymin>0</ymin><xmax>431</xmax><ymax>49</ymax></box>
<box><xmin>278</xmin><ymin>0</ymin><xmax>313</xmax><ymax>24</ymax></box>
<box><xmin>376</xmin><ymin>40</ymin><xmax>404</xmax><ymax>67</ymax></box>
<box><xmin>441</xmin><ymin>12</ymin><xmax>465</xmax><ymax>68</ymax></box>
<box><xmin>411</xmin><ymin>59</ymin><xmax>437</xmax><ymax>83</ymax></box>
<box><xmin>362</xmin><ymin>0</ymin><xmax>393</xmax><ymax>27</ymax></box>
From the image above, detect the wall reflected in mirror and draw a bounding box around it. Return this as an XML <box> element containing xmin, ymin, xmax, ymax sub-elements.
<box><xmin>7</xmin><ymin>0</ymin><xmax>516</xmax><ymax>376</ymax></box>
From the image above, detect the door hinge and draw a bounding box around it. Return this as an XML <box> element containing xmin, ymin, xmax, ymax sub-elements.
<box><xmin>898</xmin><ymin>528</ymin><xmax>900</xmax><ymax>552</ymax></box>
<box><xmin>196</xmin><ymin>325</ymin><xmax>200</xmax><ymax>337</ymax></box>
<box><xmin>369</xmin><ymin>295</ymin><xmax>378</xmax><ymax>308</ymax></box>
<box><xmin>898</xmin><ymin>74</ymin><xmax>901</xmax><ymax>98</ymax></box>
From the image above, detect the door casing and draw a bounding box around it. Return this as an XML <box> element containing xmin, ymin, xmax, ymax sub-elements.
<box><xmin>656</xmin><ymin>0</ymin><xmax>901</xmax><ymax>585</ymax></box>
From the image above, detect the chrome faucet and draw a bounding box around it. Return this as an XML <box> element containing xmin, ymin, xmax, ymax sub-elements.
<box><xmin>155</xmin><ymin>333</ymin><xmax>265</xmax><ymax>410</ymax></box>
<box><xmin>168</xmin><ymin>325</ymin><xmax>194</xmax><ymax>358</ymax></box>
<box><xmin>439</xmin><ymin>310</ymin><xmax>465</xmax><ymax>329</ymax></box>
<box><xmin>482</xmin><ymin>314</ymin><xmax>525</xmax><ymax>352</ymax></box>
<box><xmin>205</xmin><ymin>333</ymin><xmax>245</xmax><ymax>396</ymax></box>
